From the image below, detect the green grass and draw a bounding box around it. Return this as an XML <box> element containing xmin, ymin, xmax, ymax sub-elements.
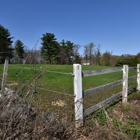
<box><xmin>0</xmin><ymin>64</ymin><xmax>137</xmax><ymax>116</ymax></box>
<box><xmin>0</xmin><ymin>64</ymin><xmax>124</xmax><ymax>93</ymax></box>
<box><xmin>0</xmin><ymin>64</ymin><xmax>136</xmax><ymax>96</ymax></box>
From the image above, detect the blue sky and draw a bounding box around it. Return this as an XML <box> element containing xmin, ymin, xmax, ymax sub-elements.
<box><xmin>0</xmin><ymin>0</ymin><xmax>140</xmax><ymax>56</ymax></box>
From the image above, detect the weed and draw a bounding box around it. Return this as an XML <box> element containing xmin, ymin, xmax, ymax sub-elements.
<box><xmin>129</xmin><ymin>91</ymin><xmax>140</xmax><ymax>100</ymax></box>
<box><xmin>123</xmin><ymin>120</ymin><xmax>140</xmax><ymax>139</ymax></box>
<box><xmin>94</xmin><ymin>109</ymin><xmax>107</xmax><ymax>125</ymax></box>
<box><xmin>121</xmin><ymin>105</ymin><xmax>131</xmax><ymax>112</ymax></box>
<box><xmin>128</xmin><ymin>119</ymin><xmax>138</xmax><ymax>125</ymax></box>
<box><xmin>112</xmin><ymin>118</ymin><xmax>122</xmax><ymax>128</ymax></box>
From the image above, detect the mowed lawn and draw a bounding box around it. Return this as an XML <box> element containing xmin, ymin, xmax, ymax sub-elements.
<box><xmin>0</xmin><ymin>64</ymin><xmax>137</xmax><ymax>116</ymax></box>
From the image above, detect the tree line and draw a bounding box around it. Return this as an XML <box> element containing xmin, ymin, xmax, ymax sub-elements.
<box><xmin>0</xmin><ymin>24</ymin><xmax>140</xmax><ymax>66</ymax></box>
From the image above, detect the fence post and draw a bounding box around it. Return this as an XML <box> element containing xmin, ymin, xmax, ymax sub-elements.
<box><xmin>73</xmin><ymin>64</ymin><xmax>83</xmax><ymax>128</ymax></box>
<box><xmin>1</xmin><ymin>59</ymin><xmax>9</xmax><ymax>97</ymax></box>
<box><xmin>137</xmin><ymin>64</ymin><xmax>140</xmax><ymax>91</ymax></box>
<box><xmin>122</xmin><ymin>65</ymin><xmax>128</xmax><ymax>103</ymax></box>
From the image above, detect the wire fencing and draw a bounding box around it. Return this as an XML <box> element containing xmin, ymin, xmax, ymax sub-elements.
<box><xmin>1</xmin><ymin>50</ymin><xmax>139</xmax><ymax>139</ymax></box>
<box><xmin>0</xmin><ymin>54</ymin><xmax>80</xmax><ymax>139</ymax></box>
<box><xmin>1</xmin><ymin>46</ymin><xmax>129</xmax><ymax>139</ymax></box>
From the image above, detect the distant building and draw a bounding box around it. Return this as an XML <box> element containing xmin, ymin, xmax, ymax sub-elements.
<box><xmin>81</xmin><ymin>57</ymin><xmax>96</xmax><ymax>65</ymax></box>
<box><xmin>81</xmin><ymin>59</ymin><xmax>90</xmax><ymax>65</ymax></box>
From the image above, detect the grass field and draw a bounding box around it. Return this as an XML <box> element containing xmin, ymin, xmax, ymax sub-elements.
<box><xmin>0</xmin><ymin>64</ymin><xmax>137</xmax><ymax>118</ymax></box>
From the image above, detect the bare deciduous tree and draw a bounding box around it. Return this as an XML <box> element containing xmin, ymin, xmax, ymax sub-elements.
<box><xmin>93</xmin><ymin>44</ymin><xmax>101</xmax><ymax>65</ymax></box>
<box><xmin>84</xmin><ymin>42</ymin><xmax>95</xmax><ymax>65</ymax></box>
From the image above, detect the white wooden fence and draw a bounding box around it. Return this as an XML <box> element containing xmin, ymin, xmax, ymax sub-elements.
<box><xmin>1</xmin><ymin>61</ymin><xmax>140</xmax><ymax>128</ymax></box>
<box><xmin>73</xmin><ymin>64</ymin><xmax>140</xmax><ymax>128</ymax></box>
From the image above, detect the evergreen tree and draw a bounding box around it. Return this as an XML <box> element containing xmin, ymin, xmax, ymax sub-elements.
<box><xmin>15</xmin><ymin>40</ymin><xmax>24</xmax><ymax>58</ymax></box>
<box><xmin>65</xmin><ymin>41</ymin><xmax>74</xmax><ymax>64</ymax></box>
<box><xmin>59</xmin><ymin>40</ymin><xmax>74</xmax><ymax>64</ymax></box>
<box><xmin>0</xmin><ymin>24</ymin><xmax>13</xmax><ymax>63</ymax></box>
<box><xmin>59</xmin><ymin>39</ymin><xmax>67</xmax><ymax>64</ymax></box>
<box><xmin>41</xmin><ymin>33</ymin><xmax>59</xmax><ymax>64</ymax></box>
<box><xmin>136</xmin><ymin>52</ymin><xmax>140</xmax><ymax>62</ymax></box>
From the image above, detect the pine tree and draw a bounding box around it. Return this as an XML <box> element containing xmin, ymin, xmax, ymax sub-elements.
<box><xmin>0</xmin><ymin>24</ymin><xmax>13</xmax><ymax>63</ymax></box>
<box><xmin>15</xmin><ymin>40</ymin><xmax>24</xmax><ymax>58</ymax></box>
<box><xmin>41</xmin><ymin>33</ymin><xmax>59</xmax><ymax>64</ymax></box>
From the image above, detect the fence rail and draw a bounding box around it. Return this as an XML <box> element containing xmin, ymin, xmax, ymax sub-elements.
<box><xmin>73</xmin><ymin>64</ymin><xmax>140</xmax><ymax>128</ymax></box>
<box><xmin>84</xmin><ymin>85</ymin><xmax>136</xmax><ymax>117</ymax></box>
<box><xmin>83</xmin><ymin>79</ymin><xmax>122</xmax><ymax>97</ymax></box>
<box><xmin>82</xmin><ymin>67</ymin><xmax>122</xmax><ymax>77</ymax></box>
